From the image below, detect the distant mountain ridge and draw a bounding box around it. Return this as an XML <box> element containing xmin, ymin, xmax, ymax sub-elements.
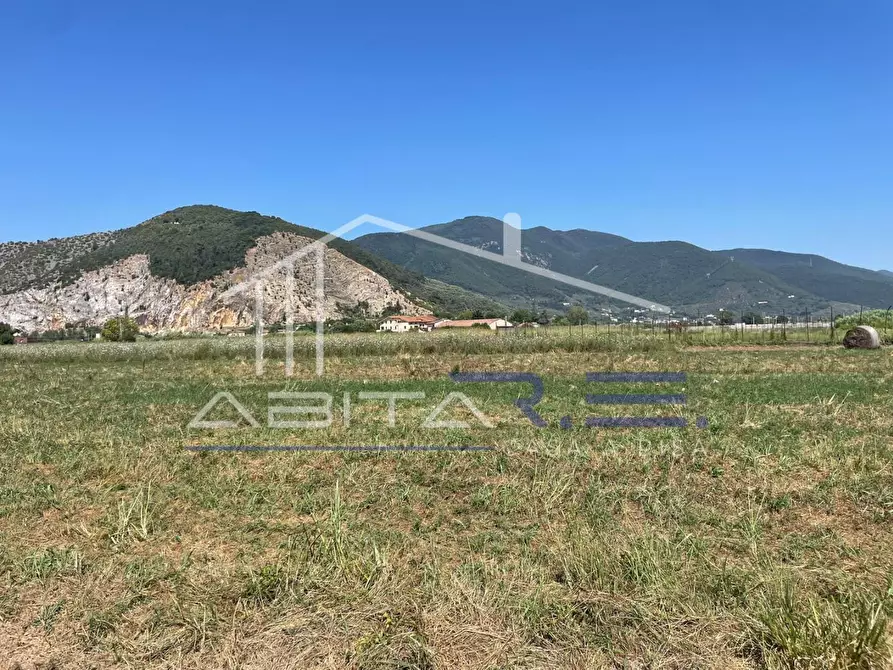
<box><xmin>2</xmin><ymin>207</ymin><xmax>889</xmax><ymax>333</ymax></box>
<box><xmin>355</xmin><ymin>216</ymin><xmax>893</xmax><ymax>315</ymax></box>
<box><xmin>716</xmin><ymin>248</ymin><xmax>893</xmax><ymax>311</ymax></box>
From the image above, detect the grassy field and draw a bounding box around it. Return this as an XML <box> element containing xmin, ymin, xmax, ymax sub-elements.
<box><xmin>1</xmin><ymin>332</ymin><xmax>892</xmax><ymax>668</ymax></box>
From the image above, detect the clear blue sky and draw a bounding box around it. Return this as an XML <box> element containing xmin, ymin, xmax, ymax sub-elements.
<box><xmin>1</xmin><ymin>1</ymin><xmax>891</xmax><ymax>269</ymax></box>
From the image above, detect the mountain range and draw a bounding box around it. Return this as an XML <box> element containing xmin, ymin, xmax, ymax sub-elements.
<box><xmin>1</xmin><ymin>205</ymin><xmax>890</xmax><ymax>334</ymax></box>
<box><xmin>356</xmin><ymin>216</ymin><xmax>893</xmax><ymax>317</ymax></box>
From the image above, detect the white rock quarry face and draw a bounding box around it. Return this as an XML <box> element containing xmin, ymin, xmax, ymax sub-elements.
<box><xmin>0</xmin><ymin>232</ymin><xmax>428</xmax><ymax>333</ymax></box>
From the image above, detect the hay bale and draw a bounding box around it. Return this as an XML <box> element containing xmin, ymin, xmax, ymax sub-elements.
<box><xmin>843</xmin><ymin>325</ymin><xmax>881</xmax><ymax>349</ymax></box>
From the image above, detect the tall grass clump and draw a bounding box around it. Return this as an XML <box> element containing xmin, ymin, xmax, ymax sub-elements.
<box><xmin>750</xmin><ymin>583</ymin><xmax>891</xmax><ymax>669</ymax></box>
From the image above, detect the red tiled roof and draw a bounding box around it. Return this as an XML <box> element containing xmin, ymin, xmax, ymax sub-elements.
<box><xmin>435</xmin><ymin>319</ymin><xmax>501</xmax><ymax>328</ymax></box>
<box><xmin>384</xmin><ymin>315</ymin><xmax>438</xmax><ymax>324</ymax></box>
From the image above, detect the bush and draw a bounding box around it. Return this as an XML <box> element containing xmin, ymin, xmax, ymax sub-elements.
<box><xmin>101</xmin><ymin>317</ymin><xmax>140</xmax><ymax>342</ymax></box>
<box><xmin>511</xmin><ymin>309</ymin><xmax>537</xmax><ymax>324</ymax></box>
<box><xmin>835</xmin><ymin>309</ymin><xmax>893</xmax><ymax>333</ymax></box>
<box><xmin>0</xmin><ymin>323</ymin><xmax>13</xmax><ymax>345</ymax></box>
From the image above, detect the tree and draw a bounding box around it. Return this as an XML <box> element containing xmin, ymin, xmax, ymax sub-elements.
<box><xmin>510</xmin><ymin>309</ymin><xmax>536</xmax><ymax>324</ymax></box>
<box><xmin>0</xmin><ymin>323</ymin><xmax>13</xmax><ymax>345</ymax></box>
<box><xmin>741</xmin><ymin>312</ymin><xmax>762</xmax><ymax>325</ymax></box>
<box><xmin>456</xmin><ymin>309</ymin><xmax>474</xmax><ymax>320</ymax></box>
<box><xmin>717</xmin><ymin>310</ymin><xmax>736</xmax><ymax>326</ymax></box>
<box><xmin>101</xmin><ymin>316</ymin><xmax>140</xmax><ymax>342</ymax></box>
<box><xmin>567</xmin><ymin>306</ymin><xmax>589</xmax><ymax>325</ymax></box>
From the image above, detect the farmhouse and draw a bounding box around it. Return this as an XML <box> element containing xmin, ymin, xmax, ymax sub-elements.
<box><xmin>13</xmin><ymin>335</ymin><xmax>28</xmax><ymax>345</ymax></box>
<box><xmin>379</xmin><ymin>315</ymin><xmax>439</xmax><ymax>333</ymax></box>
<box><xmin>434</xmin><ymin>318</ymin><xmax>512</xmax><ymax>331</ymax></box>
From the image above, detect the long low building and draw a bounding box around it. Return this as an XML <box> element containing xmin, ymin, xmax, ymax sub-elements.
<box><xmin>434</xmin><ymin>318</ymin><xmax>512</xmax><ymax>331</ymax></box>
<box><xmin>378</xmin><ymin>315</ymin><xmax>439</xmax><ymax>332</ymax></box>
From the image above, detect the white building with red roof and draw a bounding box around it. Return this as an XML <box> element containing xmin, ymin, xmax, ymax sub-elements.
<box><xmin>434</xmin><ymin>318</ymin><xmax>512</xmax><ymax>331</ymax></box>
<box><xmin>378</xmin><ymin>314</ymin><xmax>440</xmax><ymax>333</ymax></box>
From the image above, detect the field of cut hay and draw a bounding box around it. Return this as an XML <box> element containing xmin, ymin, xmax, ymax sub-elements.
<box><xmin>1</xmin><ymin>331</ymin><xmax>892</xmax><ymax>668</ymax></box>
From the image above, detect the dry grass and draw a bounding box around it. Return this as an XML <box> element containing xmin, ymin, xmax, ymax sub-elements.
<box><xmin>1</xmin><ymin>336</ymin><xmax>892</xmax><ymax>668</ymax></box>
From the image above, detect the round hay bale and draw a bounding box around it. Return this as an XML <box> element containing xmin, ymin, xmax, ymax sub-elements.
<box><xmin>843</xmin><ymin>325</ymin><xmax>881</xmax><ymax>349</ymax></box>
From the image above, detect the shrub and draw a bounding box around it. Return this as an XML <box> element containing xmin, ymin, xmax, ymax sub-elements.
<box><xmin>101</xmin><ymin>317</ymin><xmax>140</xmax><ymax>342</ymax></box>
<box><xmin>835</xmin><ymin>309</ymin><xmax>893</xmax><ymax>333</ymax></box>
<box><xmin>0</xmin><ymin>323</ymin><xmax>13</xmax><ymax>346</ymax></box>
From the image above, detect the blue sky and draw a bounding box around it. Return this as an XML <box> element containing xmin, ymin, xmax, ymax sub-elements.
<box><xmin>1</xmin><ymin>1</ymin><xmax>891</xmax><ymax>269</ymax></box>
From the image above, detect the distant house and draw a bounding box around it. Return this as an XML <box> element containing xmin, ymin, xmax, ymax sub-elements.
<box><xmin>379</xmin><ymin>315</ymin><xmax>439</xmax><ymax>333</ymax></box>
<box><xmin>434</xmin><ymin>318</ymin><xmax>512</xmax><ymax>331</ymax></box>
<box><xmin>13</xmin><ymin>335</ymin><xmax>28</xmax><ymax>345</ymax></box>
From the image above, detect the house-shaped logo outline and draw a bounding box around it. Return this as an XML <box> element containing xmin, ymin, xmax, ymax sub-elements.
<box><xmin>218</xmin><ymin>213</ymin><xmax>671</xmax><ymax>377</ymax></box>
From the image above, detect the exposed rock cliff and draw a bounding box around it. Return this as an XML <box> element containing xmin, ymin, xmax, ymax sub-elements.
<box><xmin>0</xmin><ymin>232</ymin><xmax>427</xmax><ymax>333</ymax></box>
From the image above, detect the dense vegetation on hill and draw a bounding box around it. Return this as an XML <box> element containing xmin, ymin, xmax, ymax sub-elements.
<box><xmin>0</xmin><ymin>231</ymin><xmax>116</xmax><ymax>294</ymax></box>
<box><xmin>356</xmin><ymin>216</ymin><xmax>893</xmax><ymax>315</ymax></box>
<box><xmin>0</xmin><ymin>205</ymin><xmax>428</xmax><ymax>292</ymax></box>
<box><xmin>0</xmin><ymin>206</ymin><xmax>507</xmax><ymax>318</ymax></box>
<box><xmin>721</xmin><ymin>248</ymin><xmax>893</xmax><ymax>311</ymax></box>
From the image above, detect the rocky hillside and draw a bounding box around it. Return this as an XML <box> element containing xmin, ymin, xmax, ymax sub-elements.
<box><xmin>0</xmin><ymin>207</ymin><xmax>451</xmax><ymax>333</ymax></box>
<box><xmin>0</xmin><ymin>231</ymin><xmax>428</xmax><ymax>333</ymax></box>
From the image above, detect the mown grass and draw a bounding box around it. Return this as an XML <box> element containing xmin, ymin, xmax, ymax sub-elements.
<box><xmin>0</xmin><ymin>323</ymin><xmax>869</xmax><ymax>366</ymax></box>
<box><xmin>0</xmin><ymin>336</ymin><xmax>892</xmax><ymax>668</ymax></box>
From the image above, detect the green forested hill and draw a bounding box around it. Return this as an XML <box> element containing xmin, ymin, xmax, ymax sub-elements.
<box><xmin>356</xmin><ymin>216</ymin><xmax>887</xmax><ymax>315</ymax></box>
<box><xmin>722</xmin><ymin>248</ymin><xmax>893</xmax><ymax>309</ymax></box>
<box><xmin>3</xmin><ymin>205</ymin><xmax>424</xmax><ymax>290</ymax></box>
